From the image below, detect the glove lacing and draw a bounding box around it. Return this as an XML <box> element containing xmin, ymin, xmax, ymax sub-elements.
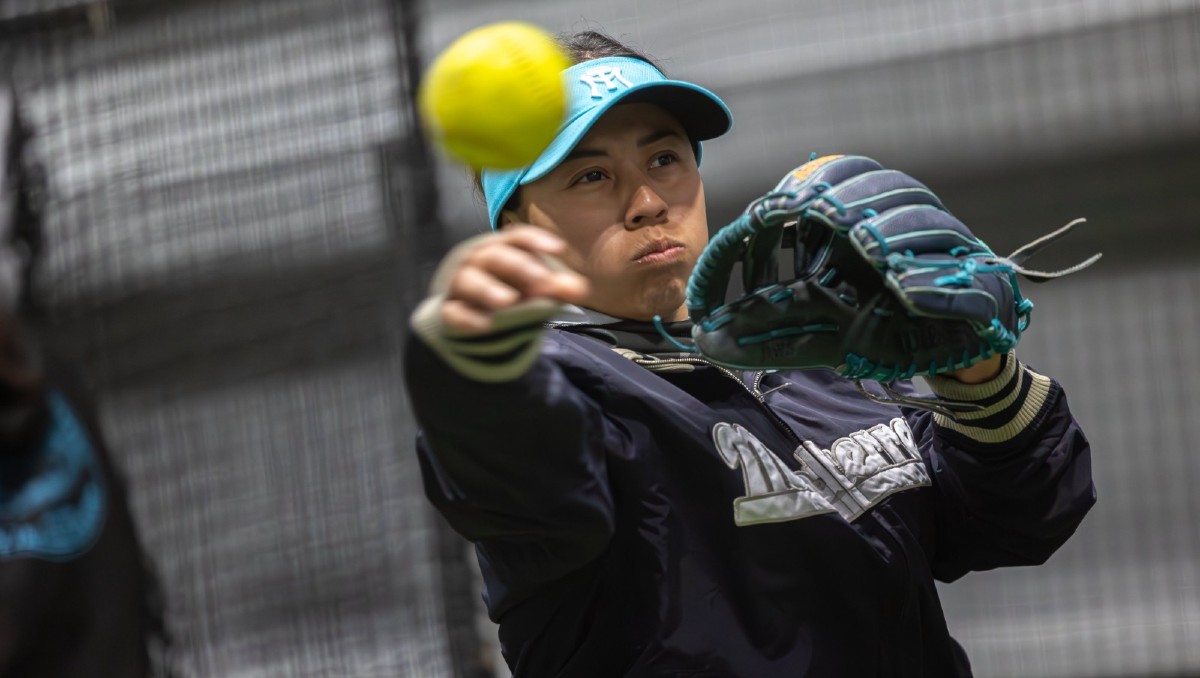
<box><xmin>849</xmin><ymin>217</ymin><xmax>1100</xmax><ymax>417</ymax></box>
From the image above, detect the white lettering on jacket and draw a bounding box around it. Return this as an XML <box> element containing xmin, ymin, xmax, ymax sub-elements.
<box><xmin>712</xmin><ymin>418</ymin><xmax>930</xmax><ymax>525</ymax></box>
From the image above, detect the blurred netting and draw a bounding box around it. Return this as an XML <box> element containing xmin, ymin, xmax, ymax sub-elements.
<box><xmin>925</xmin><ymin>261</ymin><xmax>1200</xmax><ymax>678</ymax></box>
<box><xmin>6</xmin><ymin>0</ymin><xmax>473</xmax><ymax>676</ymax></box>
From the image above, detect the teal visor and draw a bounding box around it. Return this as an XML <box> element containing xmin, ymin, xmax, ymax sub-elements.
<box><xmin>481</xmin><ymin>56</ymin><xmax>732</xmax><ymax>229</ymax></box>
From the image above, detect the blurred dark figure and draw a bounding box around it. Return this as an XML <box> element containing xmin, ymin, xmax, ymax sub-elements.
<box><xmin>0</xmin><ymin>80</ymin><xmax>166</xmax><ymax>677</ymax></box>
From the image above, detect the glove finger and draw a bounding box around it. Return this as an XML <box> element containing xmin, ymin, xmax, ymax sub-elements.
<box><xmin>749</xmin><ymin>155</ymin><xmax>883</xmax><ymax>227</ymax></box>
<box><xmin>850</xmin><ymin>205</ymin><xmax>991</xmax><ymax>265</ymax></box>
<box><xmin>771</xmin><ymin>155</ymin><xmax>883</xmax><ymax>194</ymax></box>
<box><xmin>807</xmin><ymin>170</ymin><xmax>944</xmax><ymax>232</ymax></box>
<box><xmin>886</xmin><ymin>255</ymin><xmax>1017</xmax><ymax>328</ymax></box>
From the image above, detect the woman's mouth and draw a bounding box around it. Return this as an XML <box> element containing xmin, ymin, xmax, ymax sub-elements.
<box><xmin>634</xmin><ymin>239</ymin><xmax>686</xmax><ymax>264</ymax></box>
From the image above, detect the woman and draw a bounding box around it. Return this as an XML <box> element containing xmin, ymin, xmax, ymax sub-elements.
<box><xmin>405</xmin><ymin>31</ymin><xmax>1094</xmax><ymax>677</ymax></box>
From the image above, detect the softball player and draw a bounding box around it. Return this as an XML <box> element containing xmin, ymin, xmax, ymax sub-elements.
<box><xmin>406</xmin><ymin>31</ymin><xmax>1094</xmax><ymax>677</ymax></box>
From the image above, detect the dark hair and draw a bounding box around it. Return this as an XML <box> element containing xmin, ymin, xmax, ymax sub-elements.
<box><xmin>471</xmin><ymin>31</ymin><xmax>663</xmax><ymax>219</ymax></box>
<box><xmin>558</xmin><ymin>31</ymin><xmax>663</xmax><ymax>72</ymax></box>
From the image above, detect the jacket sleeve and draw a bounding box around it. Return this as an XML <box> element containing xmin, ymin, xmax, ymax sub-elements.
<box><xmin>405</xmin><ymin>327</ymin><xmax>628</xmax><ymax>590</ymax></box>
<box><xmin>904</xmin><ymin>352</ymin><xmax>1097</xmax><ymax>582</ymax></box>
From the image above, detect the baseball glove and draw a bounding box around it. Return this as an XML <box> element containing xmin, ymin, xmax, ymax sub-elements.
<box><xmin>684</xmin><ymin>154</ymin><xmax>1099</xmax><ymax>400</ymax></box>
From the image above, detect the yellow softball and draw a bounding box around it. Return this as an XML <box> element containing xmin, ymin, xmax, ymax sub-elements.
<box><xmin>418</xmin><ymin>22</ymin><xmax>570</xmax><ymax>170</ymax></box>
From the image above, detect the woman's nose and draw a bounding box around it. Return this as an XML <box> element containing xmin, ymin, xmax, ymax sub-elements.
<box><xmin>625</xmin><ymin>184</ymin><xmax>668</xmax><ymax>229</ymax></box>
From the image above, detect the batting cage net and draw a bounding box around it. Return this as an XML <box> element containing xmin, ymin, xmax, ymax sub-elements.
<box><xmin>5</xmin><ymin>0</ymin><xmax>1200</xmax><ymax>677</ymax></box>
<box><xmin>7</xmin><ymin>0</ymin><xmax>468</xmax><ymax>676</ymax></box>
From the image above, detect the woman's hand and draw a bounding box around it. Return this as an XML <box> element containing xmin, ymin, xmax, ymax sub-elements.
<box><xmin>440</xmin><ymin>226</ymin><xmax>590</xmax><ymax>335</ymax></box>
<box><xmin>946</xmin><ymin>354</ymin><xmax>1003</xmax><ymax>384</ymax></box>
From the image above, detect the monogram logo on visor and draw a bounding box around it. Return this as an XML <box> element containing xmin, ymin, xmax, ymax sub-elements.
<box><xmin>579</xmin><ymin>66</ymin><xmax>634</xmax><ymax>99</ymax></box>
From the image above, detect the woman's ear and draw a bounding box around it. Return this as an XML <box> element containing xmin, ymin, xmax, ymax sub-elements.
<box><xmin>498</xmin><ymin>209</ymin><xmax>520</xmax><ymax>228</ymax></box>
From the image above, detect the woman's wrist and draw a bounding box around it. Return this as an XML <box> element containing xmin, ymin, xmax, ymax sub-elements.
<box><xmin>946</xmin><ymin>354</ymin><xmax>1004</xmax><ymax>384</ymax></box>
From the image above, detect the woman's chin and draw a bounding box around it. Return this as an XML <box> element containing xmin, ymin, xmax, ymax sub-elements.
<box><xmin>636</xmin><ymin>286</ymin><xmax>688</xmax><ymax>322</ymax></box>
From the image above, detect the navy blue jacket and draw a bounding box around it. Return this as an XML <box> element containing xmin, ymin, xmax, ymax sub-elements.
<box><xmin>407</xmin><ymin>315</ymin><xmax>1095</xmax><ymax>677</ymax></box>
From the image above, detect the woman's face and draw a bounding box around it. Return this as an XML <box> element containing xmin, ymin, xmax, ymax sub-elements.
<box><xmin>501</xmin><ymin>103</ymin><xmax>709</xmax><ymax>322</ymax></box>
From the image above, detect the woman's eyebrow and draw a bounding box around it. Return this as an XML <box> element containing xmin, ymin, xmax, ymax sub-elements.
<box><xmin>637</xmin><ymin>129</ymin><xmax>685</xmax><ymax>147</ymax></box>
<box><xmin>562</xmin><ymin>129</ymin><xmax>686</xmax><ymax>164</ymax></box>
<box><xmin>562</xmin><ymin>147</ymin><xmax>608</xmax><ymax>163</ymax></box>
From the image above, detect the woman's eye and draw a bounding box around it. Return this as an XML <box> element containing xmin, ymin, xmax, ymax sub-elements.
<box><xmin>576</xmin><ymin>170</ymin><xmax>606</xmax><ymax>184</ymax></box>
<box><xmin>650</xmin><ymin>153</ymin><xmax>678</xmax><ymax>168</ymax></box>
